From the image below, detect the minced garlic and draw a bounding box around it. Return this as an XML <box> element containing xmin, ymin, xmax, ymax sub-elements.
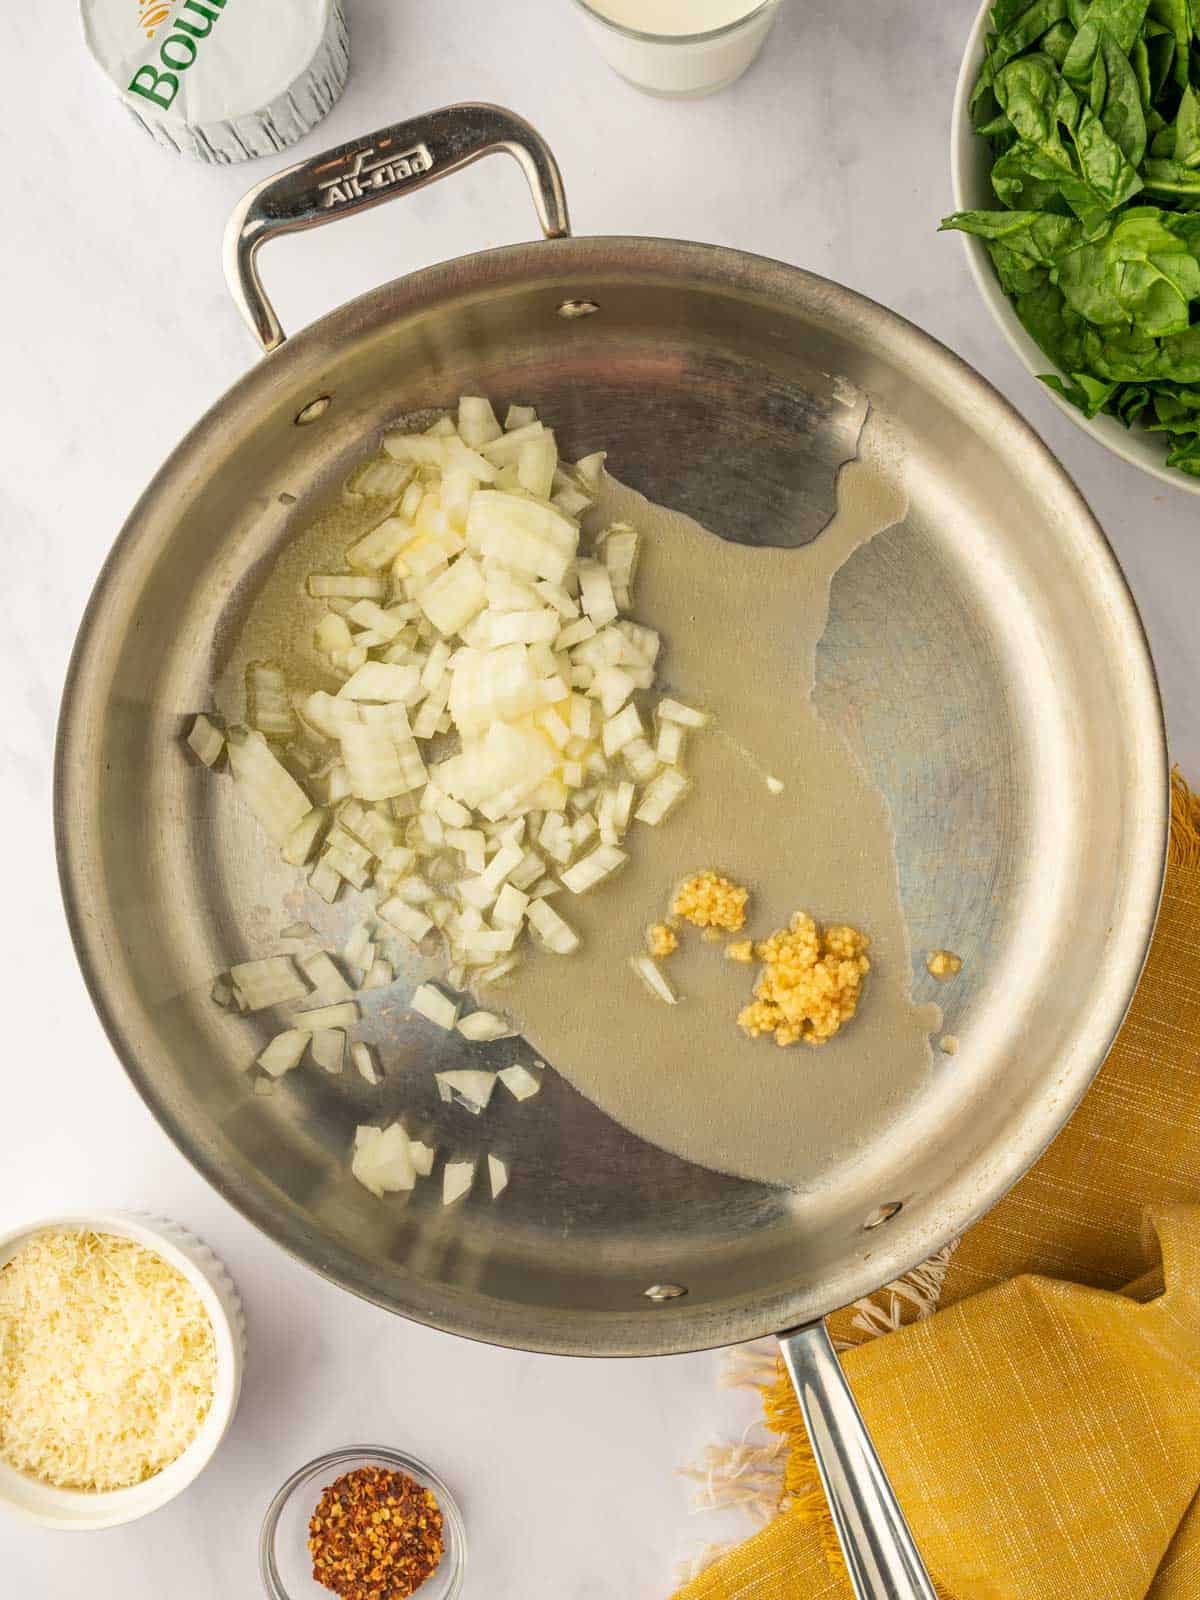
<box><xmin>738</xmin><ymin>914</ymin><xmax>870</xmax><ymax>1047</ymax></box>
<box><xmin>0</xmin><ymin>1229</ymin><xmax>216</xmax><ymax>1491</ymax></box>
<box><xmin>926</xmin><ymin>949</ymin><xmax>963</xmax><ymax>979</ymax></box>
<box><xmin>648</xmin><ymin>923</ymin><xmax>678</xmax><ymax>958</ymax></box>
<box><xmin>672</xmin><ymin>870</ymin><xmax>749</xmax><ymax>932</ymax></box>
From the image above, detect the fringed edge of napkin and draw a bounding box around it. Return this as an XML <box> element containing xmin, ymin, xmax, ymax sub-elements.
<box><xmin>1172</xmin><ymin>767</ymin><xmax>1200</xmax><ymax>868</ymax></box>
<box><xmin>675</xmin><ymin>771</ymin><xmax>1199</xmax><ymax>1592</ymax></box>
<box><xmin>675</xmin><ymin>1243</ymin><xmax>957</xmax><ymax>1585</ymax></box>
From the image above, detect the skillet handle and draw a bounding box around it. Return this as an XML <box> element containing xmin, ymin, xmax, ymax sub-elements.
<box><xmin>223</xmin><ymin>102</ymin><xmax>570</xmax><ymax>352</ymax></box>
<box><xmin>777</xmin><ymin>1321</ymin><xmax>937</xmax><ymax>1600</ymax></box>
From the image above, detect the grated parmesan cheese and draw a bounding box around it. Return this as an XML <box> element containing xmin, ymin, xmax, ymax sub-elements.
<box><xmin>0</xmin><ymin>1230</ymin><xmax>216</xmax><ymax>1491</ymax></box>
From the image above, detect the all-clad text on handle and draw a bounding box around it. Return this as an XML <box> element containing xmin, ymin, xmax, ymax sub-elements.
<box><xmin>223</xmin><ymin>103</ymin><xmax>571</xmax><ymax>351</ymax></box>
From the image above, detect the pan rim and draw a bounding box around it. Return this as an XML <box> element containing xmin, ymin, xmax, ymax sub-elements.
<box><xmin>54</xmin><ymin>234</ymin><xmax>1170</xmax><ymax>1356</ymax></box>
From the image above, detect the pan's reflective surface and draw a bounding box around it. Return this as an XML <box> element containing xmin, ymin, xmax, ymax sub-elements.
<box><xmin>56</xmin><ymin>240</ymin><xmax>1167</xmax><ymax>1354</ymax></box>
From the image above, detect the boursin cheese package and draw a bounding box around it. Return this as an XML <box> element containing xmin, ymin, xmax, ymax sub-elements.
<box><xmin>81</xmin><ymin>0</ymin><xmax>349</xmax><ymax>163</ymax></box>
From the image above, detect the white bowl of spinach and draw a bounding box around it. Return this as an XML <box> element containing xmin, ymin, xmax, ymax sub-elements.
<box><xmin>946</xmin><ymin>0</ymin><xmax>1200</xmax><ymax>491</ymax></box>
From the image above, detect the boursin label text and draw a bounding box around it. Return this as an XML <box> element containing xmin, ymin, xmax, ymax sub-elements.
<box><xmin>319</xmin><ymin>146</ymin><xmax>435</xmax><ymax>207</ymax></box>
<box><xmin>127</xmin><ymin>0</ymin><xmax>227</xmax><ymax>110</ymax></box>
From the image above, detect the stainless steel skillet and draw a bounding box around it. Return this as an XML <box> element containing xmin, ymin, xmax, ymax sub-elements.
<box><xmin>55</xmin><ymin>105</ymin><xmax>1168</xmax><ymax>1599</ymax></box>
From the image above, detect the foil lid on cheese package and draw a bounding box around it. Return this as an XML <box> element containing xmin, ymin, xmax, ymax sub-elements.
<box><xmin>81</xmin><ymin>0</ymin><xmax>349</xmax><ymax>164</ymax></box>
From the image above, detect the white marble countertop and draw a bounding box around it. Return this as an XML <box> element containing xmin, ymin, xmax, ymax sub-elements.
<box><xmin>4</xmin><ymin>3</ymin><xmax>1198</xmax><ymax>1597</ymax></box>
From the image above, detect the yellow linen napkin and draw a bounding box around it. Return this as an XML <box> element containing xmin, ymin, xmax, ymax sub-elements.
<box><xmin>675</xmin><ymin>774</ymin><xmax>1200</xmax><ymax>1600</ymax></box>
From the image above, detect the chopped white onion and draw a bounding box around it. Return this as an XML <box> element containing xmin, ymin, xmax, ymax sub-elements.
<box><xmin>456</xmin><ymin>1010</ymin><xmax>517</xmax><ymax>1042</ymax></box>
<box><xmin>411</xmin><ymin>983</ymin><xmax>459</xmax><ymax>1029</ymax></box>
<box><xmin>458</xmin><ymin>395</ymin><xmax>503</xmax><ymax>448</ymax></box>
<box><xmin>492</xmin><ymin>883</ymin><xmax>530</xmax><ymax>927</ymax></box>
<box><xmin>631</xmin><ymin>955</ymin><xmax>680</xmax><ymax>1005</ymax></box>
<box><xmin>498</xmin><ymin>1063</ymin><xmax>542</xmax><ymax>1101</ymax></box>
<box><xmin>343</xmin><ymin>921</ymin><xmax>373</xmax><ymax>971</ymax></box>
<box><xmin>442</xmin><ymin>1159</ymin><xmax>476</xmax><ymax>1205</ymax></box>
<box><xmin>227</xmin><ymin>729</ymin><xmax>313</xmax><ymax>846</ymax></box>
<box><xmin>293</xmin><ymin>1000</ymin><xmax>360</xmax><ymax>1031</ymax></box>
<box><xmin>338</xmin><ymin>662</ymin><xmax>422</xmax><ymax>704</ymax></box>
<box><xmin>436</xmin><ymin>1070</ymin><xmax>496</xmax><ymax>1113</ymax></box>
<box><xmin>230</xmin><ymin>957</ymin><xmax>309</xmax><ymax>1012</ymax></box>
<box><xmin>311</xmin><ymin>1029</ymin><xmax>345</xmax><ymax>1074</ymax></box>
<box><xmin>352</xmin><ymin>1123</ymin><xmax>415</xmax><ymax>1197</ymax></box>
<box><xmin>578</xmin><ymin>560</ymin><xmax>618</xmax><ymax>627</ymax></box>
<box><xmin>408</xmin><ymin>1138</ymin><xmax>437</xmax><ymax>1177</ymax></box>
<box><xmin>657</xmin><ymin>697</ymin><xmax>709</xmax><ymax>728</ymax></box>
<box><xmin>591</xmin><ymin>665</ymin><xmax>637</xmax><ymax>718</ymax></box>
<box><xmin>257</xmin><ymin>1028</ymin><xmax>310</xmax><ymax>1077</ymax></box>
<box><xmin>418</xmin><ymin>553</ymin><xmax>488</xmax><ymax>636</ymax></box>
<box><xmin>622</xmin><ymin>736</ymin><xmax>659</xmax><ymax>783</ymax></box>
<box><xmin>308</xmin><ymin>574</ymin><xmax>387</xmax><ymax>600</ymax></box>
<box><xmin>191</xmin><ymin>398</ymin><xmax>721</xmax><ymax>1115</ymax></box>
<box><xmin>602</xmin><ymin>703</ymin><xmax>643</xmax><ymax>758</ymax></box>
<box><xmin>379</xmin><ymin>897</ymin><xmax>434</xmax><ymax>942</ymax></box>
<box><xmin>527</xmin><ymin>898</ymin><xmax>580</xmax><ymax>955</ymax></box>
<box><xmin>351</xmin><ymin>1041</ymin><xmax>380</xmax><ymax>1085</ymax></box>
<box><xmin>488</xmin><ymin>1154</ymin><xmax>510</xmax><ymax>1199</ymax></box>
<box><xmin>634</xmin><ymin>768</ymin><xmax>691</xmax><ymax>825</ymax></box>
<box><xmin>298</xmin><ymin>950</ymin><xmax>353</xmax><ymax>1001</ymax></box>
<box><xmin>246</xmin><ymin>660</ymin><xmax>297</xmax><ymax>738</ymax></box>
<box><xmin>281</xmin><ymin>806</ymin><xmax>330</xmax><ymax>866</ymax></box>
<box><xmin>187</xmin><ymin>713</ymin><xmax>225</xmax><ymax>768</ymax></box>
<box><xmin>466</xmin><ymin>492</ymin><xmax>578</xmax><ymax>585</ymax></box>
<box><xmin>308</xmin><ymin>857</ymin><xmax>342</xmax><ymax>904</ymax></box>
<box><xmin>560</xmin><ymin>844</ymin><xmax>627</xmax><ymax>894</ymax></box>
<box><xmin>656</xmin><ymin>722</ymin><xmax>685</xmax><ymax>765</ymax></box>
<box><xmin>347</xmin><ymin>458</ymin><xmax>414</xmax><ymax>500</ymax></box>
<box><xmin>574</xmin><ymin>451</ymin><xmax>606</xmax><ymax>490</ymax></box>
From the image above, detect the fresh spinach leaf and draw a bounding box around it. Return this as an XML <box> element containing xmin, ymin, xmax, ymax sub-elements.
<box><xmin>1108</xmin><ymin>208</ymin><xmax>1200</xmax><ymax>332</ymax></box>
<box><xmin>1142</xmin><ymin>155</ymin><xmax>1200</xmax><ymax>194</ymax></box>
<box><xmin>1113</xmin><ymin>382</ymin><xmax>1155</xmax><ymax>423</ymax></box>
<box><xmin>1014</xmin><ymin>277</ymin><xmax>1090</xmax><ymax>370</ymax></box>
<box><xmin>1042</xmin><ymin>19</ymin><xmax>1078</xmax><ymax>62</ymax></box>
<box><xmin>1130</xmin><ymin>31</ymin><xmax>1153</xmax><ymax>106</ymax></box>
<box><xmin>939</xmin><ymin>208</ymin><xmax>1080</xmax><ymax>258</ymax></box>
<box><xmin>1172</xmin><ymin>82</ymin><xmax>1200</xmax><ymax>164</ymax></box>
<box><xmin>1148</xmin><ymin>0</ymin><xmax>1193</xmax><ymax>87</ymax></box>
<box><xmin>1096</xmin><ymin>31</ymin><xmax>1148</xmax><ymax>163</ymax></box>
<box><xmin>945</xmin><ymin>0</ymin><xmax>1200</xmax><ymax>477</ymax></box>
<box><xmin>1041</xmin><ymin>370</ymin><xmax>1121</xmax><ymax>411</ymax></box>
<box><xmin>1142</xmin><ymin>21</ymin><xmax>1177</xmax><ymax>100</ymax></box>
<box><xmin>992</xmin><ymin>0</ymin><xmax>1071</xmax><ymax>71</ymax></box>
<box><xmin>1164</xmin><ymin>432</ymin><xmax>1200</xmax><ymax>472</ymax></box>
<box><xmin>990</xmin><ymin>146</ymin><xmax>1077</xmax><ymax>208</ymax></box>
<box><xmin>1061</xmin><ymin>0</ymin><xmax>1150</xmax><ymax>81</ymax></box>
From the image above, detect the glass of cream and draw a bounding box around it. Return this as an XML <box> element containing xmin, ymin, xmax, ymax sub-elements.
<box><xmin>572</xmin><ymin>0</ymin><xmax>783</xmax><ymax>97</ymax></box>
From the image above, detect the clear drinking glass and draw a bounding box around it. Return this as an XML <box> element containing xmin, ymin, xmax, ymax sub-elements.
<box><xmin>571</xmin><ymin>0</ymin><xmax>783</xmax><ymax>98</ymax></box>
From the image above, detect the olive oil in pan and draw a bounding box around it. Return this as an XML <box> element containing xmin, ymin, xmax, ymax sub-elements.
<box><xmin>503</xmin><ymin>434</ymin><xmax>935</xmax><ymax>1190</ymax></box>
<box><xmin>221</xmin><ymin>422</ymin><xmax>934</xmax><ymax>1191</ymax></box>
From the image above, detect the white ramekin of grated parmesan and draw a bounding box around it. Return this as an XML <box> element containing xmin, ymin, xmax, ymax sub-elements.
<box><xmin>0</xmin><ymin>1212</ymin><xmax>245</xmax><ymax>1529</ymax></box>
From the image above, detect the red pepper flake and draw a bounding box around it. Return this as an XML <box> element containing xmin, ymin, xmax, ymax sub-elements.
<box><xmin>309</xmin><ymin>1465</ymin><xmax>444</xmax><ymax>1600</ymax></box>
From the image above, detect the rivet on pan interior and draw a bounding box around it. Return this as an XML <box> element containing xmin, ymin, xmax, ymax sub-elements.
<box><xmin>864</xmin><ymin>1202</ymin><xmax>903</xmax><ymax>1230</ymax></box>
<box><xmin>295</xmin><ymin>395</ymin><xmax>332</xmax><ymax>425</ymax></box>
<box><xmin>557</xmin><ymin>299</ymin><xmax>600</xmax><ymax>320</ymax></box>
<box><xmin>643</xmin><ymin>1282</ymin><xmax>688</xmax><ymax>1302</ymax></box>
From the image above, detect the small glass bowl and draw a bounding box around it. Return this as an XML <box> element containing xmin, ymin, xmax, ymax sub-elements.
<box><xmin>260</xmin><ymin>1447</ymin><xmax>466</xmax><ymax>1600</ymax></box>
